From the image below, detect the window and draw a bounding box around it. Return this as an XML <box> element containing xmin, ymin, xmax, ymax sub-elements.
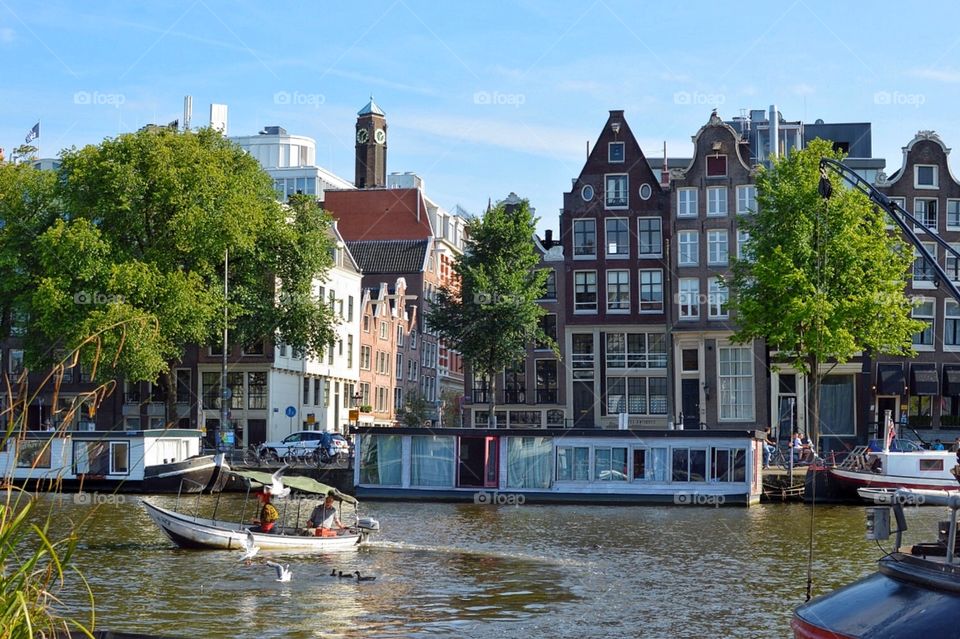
<box><xmin>678</xmin><ymin>231</ymin><xmax>699</xmax><ymax>266</ymax></box>
<box><xmin>572</xmin><ymin>334</ymin><xmax>594</xmax><ymax>371</ymax></box>
<box><xmin>681</xmin><ymin>348</ymin><xmax>699</xmax><ymax>372</ymax></box>
<box><xmin>679</xmin><ymin>278</ymin><xmax>700</xmax><ymax>319</ymax></box>
<box><xmin>505</xmin><ymin>437</ymin><xmax>552</xmax><ymax>489</ymax></box>
<box><xmin>637</xmin><ymin>218</ymin><xmax>662</xmax><ymax>257</ymax></box>
<box><xmin>536</xmin><ymin>314</ymin><xmax>558</xmax><ymax>348</ymax></box>
<box><xmin>360</xmin><ymin>346</ymin><xmax>372</xmax><ymax>370</ymax></box>
<box><xmin>605</xmin><ymin>333</ymin><xmax>667</xmax><ymax>369</ymax></box>
<box><xmin>109</xmin><ymin>442</ymin><xmax>130</xmax><ymax>475</ymax></box>
<box><xmin>396</xmin><ymin>324</ymin><xmax>405</xmax><ymax>347</ymax></box>
<box><xmin>581</xmin><ymin>184</ymin><xmax>595</xmax><ymax>202</ymax></box>
<box><xmin>573</xmin><ymin>219</ymin><xmax>597</xmax><ymax>257</ymax></box>
<box><xmin>707</xmin><ymin>187</ymin><xmax>728</xmax><ymax>216</ymax></box>
<box><xmin>737</xmin><ymin>229</ymin><xmax>751</xmax><ymax>261</ymax></box>
<box><xmin>175</xmin><ymin>369</ymin><xmax>191</xmax><ymax>404</ymax></box>
<box><xmin>637</xmin><ymin>447</ymin><xmax>669</xmax><ymax>480</ymax></box>
<box><xmin>719</xmin><ymin>346</ymin><xmax>754</xmax><ymax>420</ymax></box>
<box><xmin>536</xmin><ymin>360</ymin><xmax>558</xmax><ymax>403</ymax></box>
<box><xmin>574</xmin><ymin>271</ymin><xmax>598</xmax><ymax>312</ymax></box>
<box><xmin>708</xmin><ymin>278</ymin><xmax>728</xmax><ymax>318</ymax></box>
<box><xmin>556</xmin><ymin>446</ymin><xmax>590</xmax><ymax>481</ymax></box>
<box><xmin>706</xmin><ymin>155</ymin><xmax>727</xmax><ymax>177</ymax></box>
<box><xmin>411</xmin><ymin>436</ymin><xmax>455</xmax><ymax>487</ymax></box>
<box><xmin>606</xmin><ymin>377</ymin><xmax>648</xmax><ymax>414</ymax></box>
<box><xmin>606</xmin><ymin>270</ymin><xmax>630</xmax><ymax>312</ymax></box>
<box><xmin>201</xmin><ymin>372</ymin><xmax>220</xmax><ymax>410</ymax></box>
<box><xmin>226</xmin><ymin>372</ymin><xmax>243</xmax><ymax>409</ymax></box>
<box><xmin>608</xmin><ymin>142</ymin><xmax>625</xmax><ymax>163</ymax></box>
<box><xmin>707</xmin><ymin>230</ymin><xmax>728</xmax><ymax>265</ymax></box>
<box><xmin>605</xmin><ymin>174</ymin><xmax>628</xmax><ymax>208</ymax></box>
<box><xmin>594</xmin><ymin>447</ymin><xmax>628</xmax><ymax>481</ymax></box>
<box><xmin>946</xmin><ymin>301</ymin><xmax>960</xmax><ymax>348</ymax></box>
<box><xmin>396</xmin><ymin>353</ymin><xmax>403</xmax><ymax>379</ymax></box>
<box><xmin>915</xmin><ymin>164</ymin><xmax>938</xmax><ymax>188</ymax></box>
<box><xmin>946</xmin><ymin>244</ymin><xmax>960</xmax><ymax>283</ymax></box>
<box><xmin>913</xmin><ymin>243</ymin><xmax>937</xmax><ymax>286</ymax></box>
<box><xmin>379</xmin><ymin>321</ymin><xmax>388</xmax><ymax>339</ymax></box>
<box><xmin>359</xmin><ymin>435</ymin><xmax>402</xmax><ymax>485</ymax></box>
<box><xmin>638</xmin><ymin>269</ymin><xmax>663</xmax><ymax>312</ymax></box>
<box><xmin>542</xmin><ymin>270</ymin><xmax>557</xmax><ymax>299</ymax></box>
<box><xmin>914</xmin><ymin>198</ymin><xmax>938</xmax><ymax>232</ymax></box>
<box><xmin>247</xmin><ymin>372</ymin><xmax>267</xmax><ymax>409</ymax></box>
<box><xmin>606</xmin><ymin>218</ymin><xmax>629</xmax><ymax>257</ymax></box>
<box><xmin>314</xmin><ymin>378</ymin><xmax>322</xmax><ymax>406</ymax></box>
<box><xmin>362</xmin><ymin>315</ymin><xmax>370</xmax><ymax>332</ymax></box>
<box><xmin>348</xmin><ymin>296</ymin><xmax>354</xmax><ymax>322</ymax></box>
<box><xmin>677</xmin><ymin>188</ymin><xmax>698</xmax><ymax>217</ymax></box>
<box><xmin>711</xmin><ymin>448</ymin><xmax>747</xmax><ymax>482</ymax></box>
<box><xmin>948</xmin><ymin>200</ymin><xmax>960</xmax><ymax>230</ymax></box>
<box><xmin>347</xmin><ymin>335</ymin><xmax>353</xmax><ymax>368</ymax></box>
<box><xmin>912</xmin><ymin>299</ymin><xmax>935</xmax><ymax>347</ymax></box>
<box><xmin>8</xmin><ymin>349</ymin><xmax>24</xmax><ymax>376</ymax></box>
<box><xmin>672</xmin><ymin>447</ymin><xmax>707</xmax><ymax>482</ymax></box>
<box><xmin>504</xmin><ymin>360</ymin><xmax>525</xmax><ymax>403</ymax></box>
<box><xmin>736</xmin><ymin>185</ymin><xmax>756</xmax><ymax>214</ymax></box>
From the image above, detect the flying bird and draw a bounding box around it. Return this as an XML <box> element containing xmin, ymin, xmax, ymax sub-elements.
<box><xmin>266</xmin><ymin>560</ymin><xmax>292</xmax><ymax>582</ymax></box>
<box><xmin>268</xmin><ymin>464</ymin><xmax>291</xmax><ymax>499</ymax></box>
<box><xmin>239</xmin><ymin>530</ymin><xmax>260</xmax><ymax>562</ymax></box>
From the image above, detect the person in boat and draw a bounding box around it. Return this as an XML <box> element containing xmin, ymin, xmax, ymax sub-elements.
<box><xmin>307</xmin><ymin>491</ymin><xmax>347</xmax><ymax>537</ymax></box>
<box><xmin>253</xmin><ymin>489</ymin><xmax>280</xmax><ymax>533</ymax></box>
<box><xmin>952</xmin><ymin>437</ymin><xmax>960</xmax><ymax>453</ymax></box>
<box><xmin>932</xmin><ymin>439</ymin><xmax>945</xmax><ymax>451</ymax></box>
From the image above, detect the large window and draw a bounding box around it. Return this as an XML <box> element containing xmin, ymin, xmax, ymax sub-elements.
<box><xmin>506</xmin><ymin>437</ymin><xmax>553</xmax><ymax>489</ymax></box>
<box><xmin>606</xmin><ymin>270</ymin><xmax>630</xmax><ymax>312</ymax></box>
<box><xmin>637</xmin><ymin>218</ymin><xmax>662</xmax><ymax>256</ymax></box>
<box><xmin>914</xmin><ymin>198</ymin><xmax>938</xmax><ymax>232</ymax></box>
<box><xmin>947</xmin><ymin>200</ymin><xmax>960</xmax><ymax>230</ymax></box>
<box><xmin>912</xmin><ymin>299</ymin><xmax>935</xmax><ymax>347</ymax></box>
<box><xmin>736</xmin><ymin>185</ymin><xmax>756</xmax><ymax>214</ymax></box>
<box><xmin>737</xmin><ymin>229</ymin><xmax>751</xmax><ymax>261</ymax></box>
<box><xmin>248</xmin><ymin>372</ymin><xmax>267</xmax><ymax>409</ymax></box>
<box><xmin>504</xmin><ymin>360</ymin><xmax>526</xmax><ymax>403</ymax></box>
<box><xmin>573</xmin><ymin>219</ymin><xmax>596</xmax><ymax>257</ymax></box>
<box><xmin>708</xmin><ymin>278</ymin><xmax>729</xmax><ymax>319</ymax></box>
<box><xmin>718</xmin><ymin>346</ymin><xmax>754</xmax><ymax>420</ymax></box>
<box><xmin>711</xmin><ymin>448</ymin><xmax>747</xmax><ymax>482</ymax></box>
<box><xmin>536</xmin><ymin>359</ymin><xmax>558</xmax><ymax>403</ymax></box>
<box><xmin>608</xmin><ymin>142</ymin><xmax>625</xmax><ymax>163</ymax></box>
<box><xmin>574</xmin><ymin>271</ymin><xmax>598</xmax><ymax>312</ymax></box>
<box><xmin>707</xmin><ymin>187</ymin><xmax>727</xmax><ymax>216</ymax></box>
<box><xmin>605</xmin><ymin>174</ymin><xmax>628</xmax><ymax>208</ymax></box>
<box><xmin>606</xmin><ymin>218</ymin><xmax>629</xmax><ymax>257</ymax></box>
<box><xmin>541</xmin><ymin>270</ymin><xmax>557</xmax><ymax>299</ymax></box>
<box><xmin>913</xmin><ymin>244</ymin><xmax>937</xmax><ymax>285</ymax></box>
<box><xmin>915</xmin><ymin>164</ymin><xmax>939</xmax><ymax>188</ymax></box>
<box><xmin>672</xmin><ymin>447</ymin><xmax>707</xmax><ymax>482</ymax></box>
<box><xmin>606</xmin><ymin>376</ymin><xmax>666</xmax><ymax>415</ymax></box>
<box><xmin>947</xmin><ymin>301</ymin><xmax>960</xmax><ymax>348</ymax></box>
<box><xmin>201</xmin><ymin>372</ymin><xmax>220</xmax><ymax>410</ymax></box>
<box><xmin>594</xmin><ymin>446</ymin><xmax>628</xmax><ymax>481</ymax></box>
<box><xmin>638</xmin><ymin>269</ymin><xmax>663</xmax><ymax>312</ymax></box>
<box><xmin>536</xmin><ymin>314</ymin><xmax>558</xmax><ymax>348</ymax></box>
<box><xmin>359</xmin><ymin>435</ymin><xmax>402</xmax><ymax>485</ymax></box>
<box><xmin>411</xmin><ymin>436</ymin><xmax>455</xmax><ymax>487</ymax></box>
<box><xmin>605</xmin><ymin>332</ymin><xmax>667</xmax><ymax>369</ymax></box>
<box><xmin>677</xmin><ymin>188</ymin><xmax>698</xmax><ymax>217</ymax></box>
<box><xmin>679</xmin><ymin>278</ymin><xmax>700</xmax><ymax>319</ymax></box>
<box><xmin>635</xmin><ymin>447</ymin><xmax>669</xmax><ymax>481</ymax></box>
<box><xmin>556</xmin><ymin>446</ymin><xmax>590</xmax><ymax>481</ymax></box>
<box><xmin>678</xmin><ymin>231</ymin><xmax>699</xmax><ymax>266</ymax></box>
<box><xmin>572</xmin><ymin>334</ymin><xmax>594</xmax><ymax>371</ymax></box>
<box><xmin>948</xmin><ymin>244</ymin><xmax>960</xmax><ymax>283</ymax></box>
<box><xmin>707</xmin><ymin>230</ymin><xmax>728</xmax><ymax>265</ymax></box>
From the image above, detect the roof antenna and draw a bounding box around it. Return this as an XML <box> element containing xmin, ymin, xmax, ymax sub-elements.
<box><xmin>586</xmin><ymin>140</ymin><xmax>590</xmax><ymax>160</ymax></box>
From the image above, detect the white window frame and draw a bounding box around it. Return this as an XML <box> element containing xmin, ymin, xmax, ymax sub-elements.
<box><xmin>637</xmin><ymin>217</ymin><xmax>662</xmax><ymax>257</ymax></box>
<box><xmin>717</xmin><ymin>345</ymin><xmax>755</xmax><ymax>421</ymax></box>
<box><xmin>574</xmin><ymin>270</ymin><xmax>598</xmax><ymax>314</ymax></box>
<box><xmin>678</xmin><ymin>231</ymin><xmax>699</xmax><ymax>266</ymax></box>
<box><xmin>914</xmin><ymin>164</ymin><xmax>939</xmax><ymax>189</ymax></box>
<box><xmin>109</xmin><ymin>441</ymin><xmax>130</xmax><ymax>475</ymax></box>
<box><xmin>638</xmin><ymin>269</ymin><xmax>664</xmax><ymax>313</ymax></box>
<box><xmin>913</xmin><ymin>243</ymin><xmax>938</xmax><ymax>289</ymax></box>
<box><xmin>912</xmin><ymin>297</ymin><xmax>935</xmax><ymax>350</ymax></box>
<box><xmin>946</xmin><ymin>243</ymin><xmax>960</xmax><ymax>284</ymax></box>
<box><xmin>573</xmin><ymin>218</ymin><xmax>597</xmax><ymax>259</ymax></box>
<box><xmin>736</xmin><ymin>185</ymin><xmax>756</xmax><ymax>214</ymax></box>
<box><xmin>605</xmin><ymin>218</ymin><xmax>630</xmax><ymax>259</ymax></box>
<box><xmin>605</xmin><ymin>174</ymin><xmax>629</xmax><ymax>209</ymax></box>
<box><xmin>913</xmin><ymin>197</ymin><xmax>938</xmax><ymax>233</ymax></box>
<box><xmin>736</xmin><ymin>229</ymin><xmax>751</xmax><ymax>261</ymax></box>
<box><xmin>707</xmin><ymin>229</ymin><xmax>729</xmax><ymax>266</ymax></box>
<box><xmin>678</xmin><ymin>278</ymin><xmax>700</xmax><ymax>320</ymax></box>
<box><xmin>608</xmin><ymin>142</ymin><xmax>625</xmax><ymax>164</ymax></box>
<box><xmin>706</xmin><ymin>186</ymin><xmax>728</xmax><ymax>217</ymax></box>
<box><xmin>606</xmin><ymin>269</ymin><xmax>631</xmax><ymax>314</ymax></box>
<box><xmin>677</xmin><ymin>188</ymin><xmax>698</xmax><ymax>218</ymax></box>
<box><xmin>708</xmin><ymin>277</ymin><xmax>729</xmax><ymax>319</ymax></box>
<box><xmin>946</xmin><ymin>299</ymin><xmax>960</xmax><ymax>351</ymax></box>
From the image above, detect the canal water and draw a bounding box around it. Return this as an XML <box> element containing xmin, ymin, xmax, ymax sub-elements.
<box><xmin>34</xmin><ymin>494</ymin><xmax>946</xmax><ymax>638</ymax></box>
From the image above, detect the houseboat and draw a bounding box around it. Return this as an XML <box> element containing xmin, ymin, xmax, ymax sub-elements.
<box><xmin>1</xmin><ymin>429</ymin><xmax>227</xmax><ymax>493</ymax></box>
<box><xmin>352</xmin><ymin>426</ymin><xmax>764</xmax><ymax>506</ymax></box>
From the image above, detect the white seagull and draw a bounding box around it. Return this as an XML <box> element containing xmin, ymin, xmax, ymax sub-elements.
<box><xmin>239</xmin><ymin>530</ymin><xmax>260</xmax><ymax>562</ymax></box>
<box><xmin>266</xmin><ymin>560</ymin><xmax>292</xmax><ymax>582</ymax></box>
<box><xmin>268</xmin><ymin>464</ymin><xmax>291</xmax><ymax>500</ymax></box>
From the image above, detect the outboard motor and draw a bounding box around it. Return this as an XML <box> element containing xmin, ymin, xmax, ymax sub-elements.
<box><xmin>356</xmin><ymin>517</ymin><xmax>380</xmax><ymax>533</ymax></box>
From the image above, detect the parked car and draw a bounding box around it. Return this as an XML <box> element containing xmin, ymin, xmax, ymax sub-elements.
<box><xmin>258</xmin><ymin>431</ymin><xmax>337</xmax><ymax>461</ymax></box>
<box><xmin>330</xmin><ymin>434</ymin><xmax>351</xmax><ymax>457</ymax></box>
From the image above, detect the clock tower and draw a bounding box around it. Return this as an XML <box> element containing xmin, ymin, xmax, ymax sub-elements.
<box><xmin>355</xmin><ymin>96</ymin><xmax>387</xmax><ymax>188</ymax></box>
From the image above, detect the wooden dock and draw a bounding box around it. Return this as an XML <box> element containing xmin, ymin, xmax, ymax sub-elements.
<box><xmin>762</xmin><ymin>466</ymin><xmax>808</xmax><ymax>501</ymax></box>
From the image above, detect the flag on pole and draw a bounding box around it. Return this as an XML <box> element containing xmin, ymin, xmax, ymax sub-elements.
<box><xmin>884</xmin><ymin>412</ymin><xmax>897</xmax><ymax>452</ymax></box>
<box><xmin>25</xmin><ymin>122</ymin><xmax>40</xmax><ymax>143</ymax></box>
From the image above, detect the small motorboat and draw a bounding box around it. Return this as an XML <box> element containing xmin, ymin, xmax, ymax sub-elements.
<box><xmin>143</xmin><ymin>470</ymin><xmax>380</xmax><ymax>553</ymax></box>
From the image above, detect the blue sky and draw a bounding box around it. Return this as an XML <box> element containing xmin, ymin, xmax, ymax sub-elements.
<box><xmin>2</xmin><ymin>0</ymin><xmax>960</xmax><ymax>232</ymax></box>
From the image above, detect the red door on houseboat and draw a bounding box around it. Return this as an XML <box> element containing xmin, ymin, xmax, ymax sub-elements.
<box><xmin>484</xmin><ymin>436</ymin><xmax>498</xmax><ymax>487</ymax></box>
<box><xmin>458</xmin><ymin>436</ymin><xmax>499</xmax><ymax>488</ymax></box>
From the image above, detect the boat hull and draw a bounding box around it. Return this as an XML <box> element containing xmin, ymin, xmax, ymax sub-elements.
<box><xmin>142</xmin><ymin>498</ymin><xmax>366</xmax><ymax>552</ymax></box>
<box><xmin>8</xmin><ymin>455</ymin><xmax>223</xmax><ymax>494</ymax></box>
<box><xmin>805</xmin><ymin>466</ymin><xmax>960</xmax><ymax>503</ymax></box>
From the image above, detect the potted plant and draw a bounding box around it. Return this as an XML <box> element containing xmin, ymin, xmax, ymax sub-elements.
<box><xmin>359</xmin><ymin>404</ymin><xmax>373</xmax><ymax>413</ymax></box>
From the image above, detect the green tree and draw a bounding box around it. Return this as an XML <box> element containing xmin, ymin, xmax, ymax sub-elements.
<box><xmin>397</xmin><ymin>390</ymin><xmax>431</xmax><ymax>427</ymax></box>
<box><xmin>729</xmin><ymin>139</ymin><xmax>922</xmax><ymax>445</ymax></box>
<box><xmin>19</xmin><ymin>127</ymin><xmax>336</xmax><ymax>422</ymax></box>
<box><xmin>426</xmin><ymin>198</ymin><xmax>554</xmax><ymax>427</ymax></box>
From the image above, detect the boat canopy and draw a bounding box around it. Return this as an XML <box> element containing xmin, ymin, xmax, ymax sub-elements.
<box><xmin>230</xmin><ymin>470</ymin><xmax>358</xmax><ymax>504</ymax></box>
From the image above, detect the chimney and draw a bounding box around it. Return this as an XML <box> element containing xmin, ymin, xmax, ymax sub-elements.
<box><xmin>769</xmin><ymin>104</ymin><xmax>779</xmax><ymax>162</ymax></box>
<box><xmin>544</xmin><ymin>229</ymin><xmax>554</xmax><ymax>248</ymax></box>
<box><xmin>660</xmin><ymin>141</ymin><xmax>669</xmax><ymax>187</ymax></box>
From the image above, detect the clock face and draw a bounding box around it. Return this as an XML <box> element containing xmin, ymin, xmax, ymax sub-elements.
<box><xmin>374</xmin><ymin>128</ymin><xmax>386</xmax><ymax>144</ymax></box>
<box><xmin>356</xmin><ymin>128</ymin><xmax>369</xmax><ymax>144</ymax></box>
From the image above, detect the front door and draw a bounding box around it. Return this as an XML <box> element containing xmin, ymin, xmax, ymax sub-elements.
<box><xmin>247</xmin><ymin>419</ymin><xmax>267</xmax><ymax>447</ymax></box>
<box><xmin>681</xmin><ymin>379</ymin><xmax>700</xmax><ymax>429</ymax></box>
<box><xmin>484</xmin><ymin>436</ymin><xmax>499</xmax><ymax>487</ymax></box>
<box><xmin>573</xmin><ymin>381</ymin><xmax>595</xmax><ymax>428</ymax></box>
<box><xmin>458</xmin><ymin>437</ymin><xmax>486</xmax><ymax>487</ymax></box>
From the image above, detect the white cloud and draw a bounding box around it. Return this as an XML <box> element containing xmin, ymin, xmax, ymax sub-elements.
<box><xmin>910</xmin><ymin>67</ymin><xmax>960</xmax><ymax>83</ymax></box>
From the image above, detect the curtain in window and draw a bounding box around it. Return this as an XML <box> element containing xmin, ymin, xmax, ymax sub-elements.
<box><xmin>819</xmin><ymin>376</ymin><xmax>855</xmax><ymax>436</ymax></box>
<box><xmin>646</xmin><ymin>447</ymin><xmax>669</xmax><ymax>481</ymax></box>
<box><xmin>359</xmin><ymin>435</ymin><xmax>402</xmax><ymax>485</ymax></box>
<box><xmin>506</xmin><ymin>437</ymin><xmax>553</xmax><ymax>489</ymax></box>
<box><xmin>411</xmin><ymin>436</ymin><xmax>454</xmax><ymax>487</ymax></box>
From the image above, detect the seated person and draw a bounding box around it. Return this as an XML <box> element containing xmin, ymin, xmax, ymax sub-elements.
<box><xmin>253</xmin><ymin>489</ymin><xmax>279</xmax><ymax>533</ymax></box>
<box><xmin>762</xmin><ymin>427</ymin><xmax>776</xmax><ymax>469</ymax></box>
<box><xmin>789</xmin><ymin>431</ymin><xmax>804</xmax><ymax>462</ymax></box>
<box><xmin>800</xmin><ymin>435</ymin><xmax>815</xmax><ymax>463</ymax></box>
<box><xmin>307</xmin><ymin>492</ymin><xmax>347</xmax><ymax>536</ymax></box>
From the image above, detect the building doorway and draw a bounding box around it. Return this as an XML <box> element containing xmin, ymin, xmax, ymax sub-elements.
<box><xmin>572</xmin><ymin>381</ymin><xmax>595</xmax><ymax>428</ymax></box>
<box><xmin>681</xmin><ymin>379</ymin><xmax>700</xmax><ymax>429</ymax></box>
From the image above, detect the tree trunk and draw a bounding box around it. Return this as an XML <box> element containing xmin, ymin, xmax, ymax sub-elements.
<box><xmin>161</xmin><ymin>367</ymin><xmax>178</xmax><ymax>429</ymax></box>
<box><xmin>806</xmin><ymin>353</ymin><xmax>822</xmax><ymax>450</ymax></box>
<box><xmin>487</xmin><ymin>373</ymin><xmax>498</xmax><ymax>429</ymax></box>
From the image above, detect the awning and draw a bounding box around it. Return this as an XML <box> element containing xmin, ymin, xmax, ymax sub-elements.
<box><xmin>876</xmin><ymin>363</ymin><xmax>905</xmax><ymax>396</ymax></box>
<box><xmin>910</xmin><ymin>365</ymin><xmax>939</xmax><ymax>396</ymax></box>
<box><xmin>943</xmin><ymin>366</ymin><xmax>960</xmax><ymax>397</ymax></box>
<box><xmin>230</xmin><ymin>469</ymin><xmax>358</xmax><ymax>504</ymax></box>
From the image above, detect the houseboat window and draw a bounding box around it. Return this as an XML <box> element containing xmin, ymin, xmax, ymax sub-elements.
<box><xmin>506</xmin><ymin>437</ymin><xmax>552</xmax><ymax>489</ymax></box>
<box><xmin>556</xmin><ymin>446</ymin><xmax>590</xmax><ymax>481</ymax></box>
<box><xmin>594</xmin><ymin>446</ymin><xmax>628</xmax><ymax>481</ymax></box>
<box><xmin>632</xmin><ymin>449</ymin><xmax>646</xmax><ymax>479</ymax></box>
<box><xmin>645</xmin><ymin>448</ymin><xmax>669</xmax><ymax>481</ymax></box>
<box><xmin>110</xmin><ymin>442</ymin><xmax>130</xmax><ymax>474</ymax></box>
<box><xmin>919</xmin><ymin>459</ymin><xmax>944</xmax><ymax>472</ymax></box>
<box><xmin>73</xmin><ymin>441</ymin><xmax>109</xmax><ymax>475</ymax></box>
<box><xmin>16</xmin><ymin>441</ymin><xmax>52</xmax><ymax>468</ymax></box>
<box><xmin>711</xmin><ymin>448</ymin><xmax>745</xmax><ymax>482</ymax></box>
<box><xmin>411</xmin><ymin>436</ymin><xmax>455</xmax><ymax>487</ymax></box>
<box><xmin>359</xmin><ymin>435</ymin><xmax>402</xmax><ymax>486</ymax></box>
<box><xmin>672</xmin><ymin>448</ymin><xmax>708</xmax><ymax>482</ymax></box>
